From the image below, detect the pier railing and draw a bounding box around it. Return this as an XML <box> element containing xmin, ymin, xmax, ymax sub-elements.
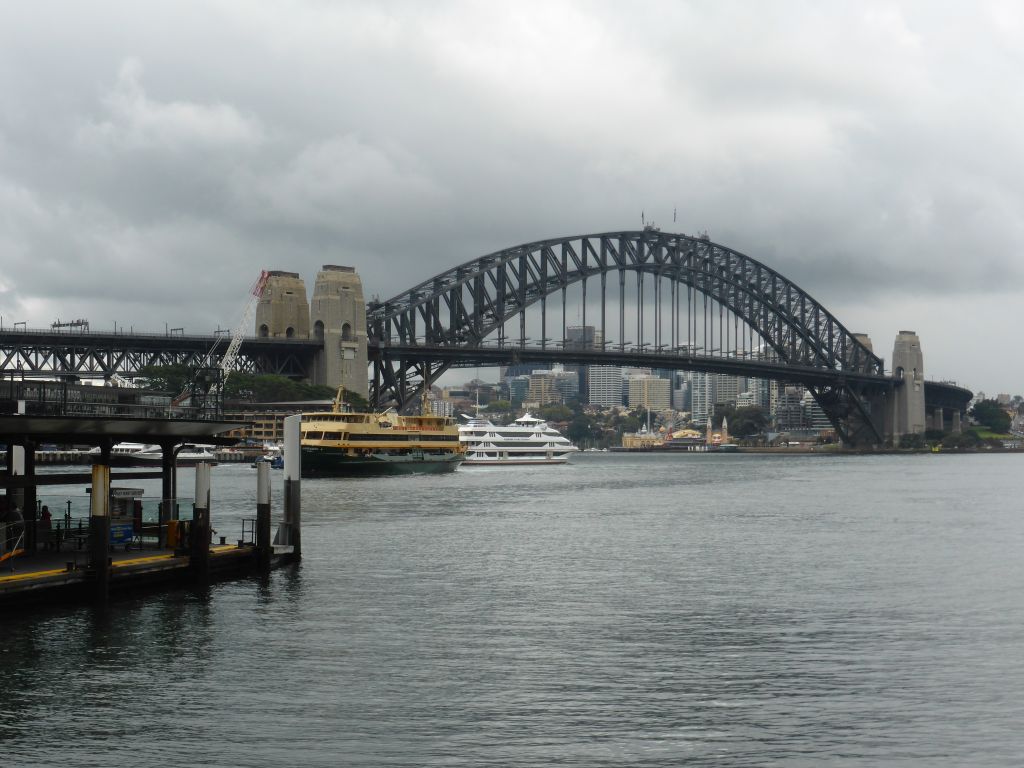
<box><xmin>0</xmin><ymin>377</ymin><xmax>224</xmax><ymax>421</ymax></box>
<box><xmin>15</xmin><ymin>493</ymin><xmax>262</xmax><ymax>556</ymax></box>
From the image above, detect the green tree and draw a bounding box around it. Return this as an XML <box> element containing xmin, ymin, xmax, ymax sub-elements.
<box><xmin>712</xmin><ymin>403</ymin><xmax>734</xmax><ymax>429</ymax></box>
<box><xmin>566</xmin><ymin>414</ymin><xmax>598</xmax><ymax>445</ymax></box>
<box><xmin>728</xmin><ymin>406</ymin><xmax>769</xmax><ymax>438</ymax></box>
<box><xmin>970</xmin><ymin>399</ymin><xmax>1011</xmax><ymax>434</ymax></box>
<box><xmin>941</xmin><ymin>430</ymin><xmax>982</xmax><ymax>450</ymax></box>
<box><xmin>487</xmin><ymin>399</ymin><xmax>513</xmax><ymax>413</ymax></box>
<box><xmin>538</xmin><ymin>404</ymin><xmax>573</xmax><ymax>423</ymax></box>
<box><xmin>224</xmin><ymin>372</ymin><xmax>338</xmax><ymax>402</ymax></box>
<box><xmin>137</xmin><ymin>364</ymin><xmax>194</xmax><ymax>394</ymax></box>
<box><xmin>619</xmin><ymin>414</ymin><xmax>641</xmax><ymax>435</ymax></box>
<box><xmin>338</xmin><ymin>389</ymin><xmax>370</xmax><ymax>412</ymax></box>
<box><xmin>136</xmin><ymin>365</ymin><xmax>368</xmax><ymax>408</ymax></box>
<box><xmin>899</xmin><ymin>433</ymin><xmax>926</xmax><ymax>450</ymax></box>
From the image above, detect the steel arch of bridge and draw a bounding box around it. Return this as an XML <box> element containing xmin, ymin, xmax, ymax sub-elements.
<box><xmin>367</xmin><ymin>229</ymin><xmax>893</xmax><ymax>445</ymax></box>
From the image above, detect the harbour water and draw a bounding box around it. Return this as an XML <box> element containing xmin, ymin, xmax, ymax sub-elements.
<box><xmin>3</xmin><ymin>452</ymin><xmax>1024</xmax><ymax>766</ymax></box>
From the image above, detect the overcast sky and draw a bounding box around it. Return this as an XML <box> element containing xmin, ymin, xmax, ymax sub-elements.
<box><xmin>1</xmin><ymin>1</ymin><xmax>1022</xmax><ymax>394</ymax></box>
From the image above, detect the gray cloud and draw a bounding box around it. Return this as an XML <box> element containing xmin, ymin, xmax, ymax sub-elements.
<box><xmin>1</xmin><ymin>1</ymin><xmax>1022</xmax><ymax>391</ymax></box>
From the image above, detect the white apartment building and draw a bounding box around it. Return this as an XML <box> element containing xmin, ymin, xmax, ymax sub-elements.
<box><xmin>588</xmin><ymin>365</ymin><xmax>624</xmax><ymax>408</ymax></box>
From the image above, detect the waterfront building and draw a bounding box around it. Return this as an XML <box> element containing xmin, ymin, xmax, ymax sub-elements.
<box><xmin>627</xmin><ymin>375</ymin><xmax>672</xmax><ymax>411</ymax></box>
<box><xmin>747</xmin><ymin>377</ymin><xmax>772</xmax><ymax>408</ymax></box>
<box><xmin>588</xmin><ymin>366</ymin><xmax>623</xmax><ymax>408</ymax></box>
<box><xmin>528</xmin><ymin>371</ymin><xmax>561</xmax><ymax>404</ymax></box>
<box><xmin>768</xmin><ymin>379</ymin><xmax>783</xmax><ymax>417</ymax></box>
<box><xmin>508</xmin><ymin>375</ymin><xmax>530</xmax><ymax>405</ymax></box>
<box><xmin>522</xmin><ymin>366</ymin><xmax>578</xmax><ymax>405</ymax></box>
<box><xmin>801</xmin><ymin>390</ymin><xmax>833</xmax><ymax>432</ymax></box>
<box><xmin>501</xmin><ymin>362</ymin><xmax>550</xmax><ymax>379</ymax></box>
<box><xmin>690</xmin><ymin>372</ymin><xmax>714</xmax><ymax>425</ymax></box>
<box><xmin>223</xmin><ymin>401</ymin><xmax>329</xmax><ymax>443</ymax></box>
<box><xmin>565</xmin><ymin>325</ymin><xmax>602</xmax><ymax>401</ymax></box>
<box><xmin>672</xmin><ymin>379</ymin><xmax>691</xmax><ymax>412</ymax></box>
<box><xmin>774</xmin><ymin>386</ymin><xmax>808</xmax><ymax>431</ymax></box>
<box><xmin>548</xmin><ymin>365</ymin><xmax>581</xmax><ymax>402</ymax></box>
<box><xmin>715</xmin><ymin>374</ymin><xmax>743</xmax><ymax>407</ymax></box>
<box><xmin>430</xmin><ymin>398</ymin><xmax>455</xmax><ymax>418</ymax></box>
<box><xmin>621</xmin><ymin>426</ymin><xmax>663</xmax><ymax>449</ymax></box>
<box><xmin>465</xmin><ymin>380</ymin><xmax>498</xmax><ymax>405</ymax></box>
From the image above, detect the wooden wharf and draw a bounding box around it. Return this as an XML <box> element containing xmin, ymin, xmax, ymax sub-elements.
<box><xmin>0</xmin><ymin>544</ymin><xmax>292</xmax><ymax>606</ymax></box>
<box><xmin>0</xmin><ymin>411</ymin><xmax>302</xmax><ymax>609</ymax></box>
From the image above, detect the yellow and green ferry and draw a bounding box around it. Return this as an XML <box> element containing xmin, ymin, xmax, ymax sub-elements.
<box><xmin>299</xmin><ymin>401</ymin><xmax>465</xmax><ymax>477</ymax></box>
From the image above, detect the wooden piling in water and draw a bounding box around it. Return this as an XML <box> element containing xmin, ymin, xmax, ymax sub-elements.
<box><xmin>256</xmin><ymin>461</ymin><xmax>272</xmax><ymax>573</ymax></box>
<box><xmin>283</xmin><ymin>414</ymin><xmax>301</xmax><ymax>561</ymax></box>
<box><xmin>89</xmin><ymin>464</ymin><xmax>111</xmax><ymax>605</ymax></box>
<box><xmin>191</xmin><ymin>462</ymin><xmax>211</xmax><ymax>585</ymax></box>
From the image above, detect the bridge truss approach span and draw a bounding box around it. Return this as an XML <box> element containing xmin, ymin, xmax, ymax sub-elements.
<box><xmin>0</xmin><ymin>329</ymin><xmax>320</xmax><ymax>381</ymax></box>
<box><xmin>368</xmin><ymin>229</ymin><xmax>896</xmax><ymax>445</ymax></box>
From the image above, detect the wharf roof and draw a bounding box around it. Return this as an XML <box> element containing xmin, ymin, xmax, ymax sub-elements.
<box><xmin>0</xmin><ymin>416</ymin><xmax>243</xmax><ymax>446</ymax></box>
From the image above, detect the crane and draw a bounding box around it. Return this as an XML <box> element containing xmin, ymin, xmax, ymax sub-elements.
<box><xmin>217</xmin><ymin>270</ymin><xmax>270</xmax><ymax>386</ymax></box>
<box><xmin>175</xmin><ymin>270</ymin><xmax>269</xmax><ymax>414</ymax></box>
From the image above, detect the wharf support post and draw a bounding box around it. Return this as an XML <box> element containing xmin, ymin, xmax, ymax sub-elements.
<box><xmin>191</xmin><ymin>462</ymin><xmax>211</xmax><ymax>585</ymax></box>
<box><xmin>89</xmin><ymin>465</ymin><xmax>111</xmax><ymax>605</ymax></box>
<box><xmin>283</xmin><ymin>414</ymin><xmax>302</xmax><ymax>561</ymax></box>
<box><xmin>256</xmin><ymin>461</ymin><xmax>271</xmax><ymax>574</ymax></box>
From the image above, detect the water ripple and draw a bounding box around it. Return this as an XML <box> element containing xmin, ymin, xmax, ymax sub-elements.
<box><xmin>3</xmin><ymin>453</ymin><xmax>1024</xmax><ymax>766</ymax></box>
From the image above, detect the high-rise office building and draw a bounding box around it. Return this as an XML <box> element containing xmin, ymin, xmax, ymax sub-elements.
<box><xmin>627</xmin><ymin>375</ymin><xmax>672</xmax><ymax>411</ymax></box>
<box><xmin>802</xmin><ymin>390</ymin><xmax>833</xmax><ymax>431</ymax></box>
<box><xmin>526</xmin><ymin>366</ymin><xmax>580</xmax><ymax>404</ymax></box>
<box><xmin>508</xmin><ymin>375</ymin><xmax>530</xmax><ymax>405</ymax></box>
<box><xmin>690</xmin><ymin>372</ymin><xmax>714</xmax><ymax>425</ymax></box>
<box><xmin>565</xmin><ymin>325</ymin><xmax>602</xmax><ymax>402</ymax></box>
<box><xmin>774</xmin><ymin>386</ymin><xmax>808</xmax><ymax>431</ymax></box>
<box><xmin>715</xmin><ymin>374</ymin><xmax>743</xmax><ymax>407</ymax></box>
<box><xmin>588</xmin><ymin>366</ymin><xmax>623</xmax><ymax>408</ymax></box>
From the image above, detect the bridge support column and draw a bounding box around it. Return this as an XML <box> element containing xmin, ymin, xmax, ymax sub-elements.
<box><xmin>310</xmin><ymin>265</ymin><xmax>368</xmax><ymax>399</ymax></box>
<box><xmin>952</xmin><ymin>410</ymin><xmax>962</xmax><ymax>434</ymax></box>
<box><xmin>887</xmin><ymin>330</ymin><xmax>926</xmax><ymax>444</ymax></box>
<box><xmin>932</xmin><ymin>407</ymin><xmax>944</xmax><ymax>431</ymax></box>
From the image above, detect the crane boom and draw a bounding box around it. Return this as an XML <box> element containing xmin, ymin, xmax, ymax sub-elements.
<box><xmin>220</xmin><ymin>270</ymin><xmax>270</xmax><ymax>383</ymax></box>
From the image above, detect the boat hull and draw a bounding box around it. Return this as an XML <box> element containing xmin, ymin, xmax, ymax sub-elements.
<box><xmin>88</xmin><ymin>455</ymin><xmax>153</xmax><ymax>468</ymax></box>
<box><xmin>301</xmin><ymin>448</ymin><xmax>463</xmax><ymax>477</ymax></box>
<box><xmin>132</xmin><ymin>455</ymin><xmax>219</xmax><ymax>467</ymax></box>
<box><xmin>461</xmin><ymin>457</ymin><xmax>570</xmax><ymax>466</ymax></box>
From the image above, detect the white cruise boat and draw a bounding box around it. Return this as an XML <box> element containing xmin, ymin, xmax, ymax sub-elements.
<box><xmin>458</xmin><ymin>413</ymin><xmax>578</xmax><ymax>466</ymax></box>
<box><xmin>133</xmin><ymin>443</ymin><xmax>219</xmax><ymax>466</ymax></box>
<box><xmin>87</xmin><ymin>442</ymin><xmax>160</xmax><ymax>467</ymax></box>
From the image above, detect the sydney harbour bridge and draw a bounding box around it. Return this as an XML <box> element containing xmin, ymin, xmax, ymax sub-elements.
<box><xmin>0</xmin><ymin>229</ymin><xmax>971</xmax><ymax>446</ymax></box>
